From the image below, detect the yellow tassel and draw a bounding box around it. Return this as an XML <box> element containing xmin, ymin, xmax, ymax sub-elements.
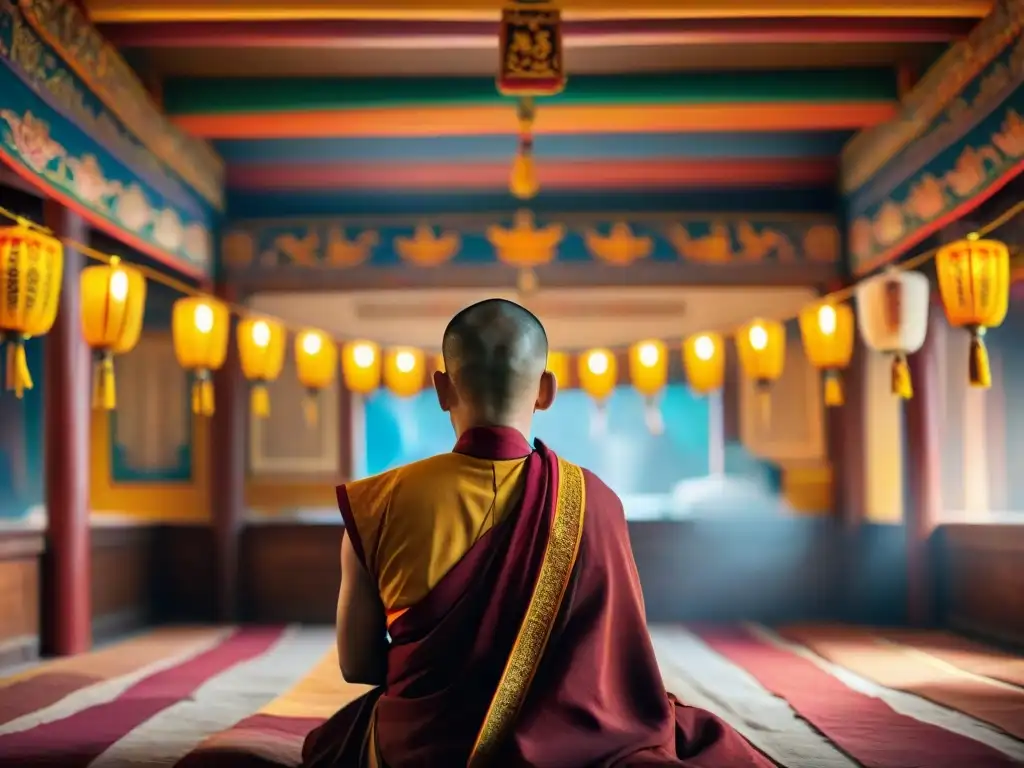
<box><xmin>303</xmin><ymin>391</ymin><xmax>319</xmax><ymax>427</ymax></box>
<box><xmin>200</xmin><ymin>378</ymin><xmax>215</xmax><ymax>417</ymax></box>
<box><xmin>823</xmin><ymin>370</ymin><xmax>844</xmax><ymax>407</ymax></box>
<box><xmin>509</xmin><ymin>145</ymin><xmax>538</xmax><ymax>200</ymax></box>
<box><xmin>755</xmin><ymin>380</ymin><xmax>772</xmax><ymax>429</ymax></box>
<box><xmin>251</xmin><ymin>384</ymin><xmax>271</xmax><ymax>418</ymax></box>
<box><xmin>11</xmin><ymin>340</ymin><xmax>32</xmax><ymax>399</ymax></box>
<box><xmin>891</xmin><ymin>354</ymin><xmax>913</xmax><ymax>399</ymax></box>
<box><xmin>191</xmin><ymin>379</ymin><xmax>202</xmax><ymax>415</ymax></box>
<box><xmin>968</xmin><ymin>328</ymin><xmax>991</xmax><ymax>389</ymax></box>
<box><xmin>91</xmin><ymin>353</ymin><xmax>117</xmax><ymax>410</ymax></box>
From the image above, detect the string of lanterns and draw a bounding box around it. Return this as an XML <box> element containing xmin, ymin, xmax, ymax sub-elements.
<box><xmin>0</xmin><ymin>203</ymin><xmax>1019</xmax><ymax>429</ymax></box>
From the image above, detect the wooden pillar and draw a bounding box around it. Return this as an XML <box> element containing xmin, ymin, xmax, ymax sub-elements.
<box><xmin>210</xmin><ymin>285</ymin><xmax>245</xmax><ymax>622</ymax></box>
<box><xmin>42</xmin><ymin>200</ymin><xmax>91</xmax><ymax>655</ymax></box>
<box><xmin>904</xmin><ymin>313</ymin><xmax>944</xmax><ymax>626</ymax></box>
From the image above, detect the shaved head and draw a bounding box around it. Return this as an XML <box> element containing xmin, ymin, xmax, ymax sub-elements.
<box><xmin>440</xmin><ymin>298</ymin><xmax>549</xmax><ymax>422</ymax></box>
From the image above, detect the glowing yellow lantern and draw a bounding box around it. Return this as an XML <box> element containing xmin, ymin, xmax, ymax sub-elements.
<box><xmin>736</xmin><ymin>318</ymin><xmax>785</xmax><ymax>423</ymax></box>
<box><xmin>80</xmin><ymin>257</ymin><xmax>146</xmax><ymax>410</ymax></box>
<box><xmin>799</xmin><ymin>301</ymin><xmax>854</xmax><ymax>407</ymax></box>
<box><xmin>295</xmin><ymin>329</ymin><xmax>338</xmax><ymax>425</ymax></box>
<box><xmin>341</xmin><ymin>340</ymin><xmax>382</xmax><ymax>395</ymax></box>
<box><xmin>0</xmin><ymin>221</ymin><xmax>63</xmax><ymax>398</ymax></box>
<box><xmin>172</xmin><ymin>296</ymin><xmax>230</xmax><ymax>416</ymax></box>
<box><xmin>384</xmin><ymin>347</ymin><xmax>425</xmax><ymax>398</ymax></box>
<box><xmin>237</xmin><ymin>316</ymin><xmax>286</xmax><ymax>418</ymax></box>
<box><xmin>578</xmin><ymin>348</ymin><xmax>617</xmax><ymax>434</ymax></box>
<box><xmin>935</xmin><ymin>236</ymin><xmax>1010</xmax><ymax>388</ymax></box>
<box><xmin>855</xmin><ymin>268</ymin><xmax>929</xmax><ymax>399</ymax></box>
<box><xmin>682</xmin><ymin>332</ymin><xmax>725</xmax><ymax>395</ymax></box>
<box><xmin>629</xmin><ymin>340</ymin><xmax>667</xmax><ymax>434</ymax></box>
<box><xmin>546</xmin><ymin>350</ymin><xmax>569</xmax><ymax>388</ymax></box>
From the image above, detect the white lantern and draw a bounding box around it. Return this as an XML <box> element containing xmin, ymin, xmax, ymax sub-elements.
<box><xmin>855</xmin><ymin>268</ymin><xmax>930</xmax><ymax>399</ymax></box>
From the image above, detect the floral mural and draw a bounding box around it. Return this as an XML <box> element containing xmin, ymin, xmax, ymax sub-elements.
<box><xmin>845</xmin><ymin>17</ymin><xmax>1024</xmax><ymax>275</ymax></box>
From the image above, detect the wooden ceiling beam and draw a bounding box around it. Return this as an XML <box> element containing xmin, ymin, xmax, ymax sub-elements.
<box><xmin>100</xmin><ymin>17</ymin><xmax>975</xmax><ymax>49</ymax></box>
<box><xmin>85</xmin><ymin>0</ymin><xmax>993</xmax><ymax>23</ymax></box>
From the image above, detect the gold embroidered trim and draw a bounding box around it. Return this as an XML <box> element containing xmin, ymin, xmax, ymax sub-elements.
<box><xmin>467</xmin><ymin>457</ymin><xmax>586</xmax><ymax>766</ymax></box>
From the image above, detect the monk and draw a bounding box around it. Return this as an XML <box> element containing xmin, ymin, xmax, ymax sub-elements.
<box><xmin>303</xmin><ymin>298</ymin><xmax>772</xmax><ymax>767</ymax></box>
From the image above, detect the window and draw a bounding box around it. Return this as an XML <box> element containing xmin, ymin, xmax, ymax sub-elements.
<box><xmin>939</xmin><ymin>300</ymin><xmax>1024</xmax><ymax>521</ymax></box>
<box><xmin>362</xmin><ymin>383</ymin><xmax>781</xmax><ymax>518</ymax></box>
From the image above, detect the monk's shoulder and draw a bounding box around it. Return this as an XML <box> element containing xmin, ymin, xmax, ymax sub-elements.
<box><xmin>391</xmin><ymin>452</ymin><xmax>469</xmax><ymax>497</ymax></box>
<box><xmin>578</xmin><ymin>466</ymin><xmax>626</xmax><ymax>524</ymax></box>
<box><xmin>341</xmin><ymin>466</ymin><xmax>403</xmax><ymax>516</ymax></box>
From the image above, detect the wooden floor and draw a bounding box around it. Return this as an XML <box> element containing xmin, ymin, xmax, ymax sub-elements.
<box><xmin>0</xmin><ymin>624</ymin><xmax>1022</xmax><ymax>767</ymax></box>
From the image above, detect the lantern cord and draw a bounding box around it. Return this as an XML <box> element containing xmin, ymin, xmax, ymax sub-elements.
<box><xmin>0</xmin><ymin>199</ymin><xmax>1022</xmax><ymax>356</ymax></box>
<box><xmin>891</xmin><ymin>354</ymin><xmax>913</xmax><ymax>399</ymax></box>
<box><xmin>251</xmin><ymin>384</ymin><xmax>271</xmax><ymax>418</ymax></box>
<box><xmin>968</xmin><ymin>328</ymin><xmax>992</xmax><ymax>388</ymax></box>
<box><xmin>91</xmin><ymin>353</ymin><xmax>117</xmax><ymax>411</ymax></box>
<box><xmin>823</xmin><ymin>370</ymin><xmax>844</xmax><ymax>407</ymax></box>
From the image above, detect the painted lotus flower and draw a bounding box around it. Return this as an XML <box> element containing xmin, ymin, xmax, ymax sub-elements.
<box><xmin>183</xmin><ymin>223</ymin><xmax>211</xmax><ymax>265</ymax></box>
<box><xmin>872</xmin><ymin>202</ymin><xmax>905</xmax><ymax>246</ymax></box>
<box><xmin>0</xmin><ymin>110</ymin><xmax>65</xmax><ymax>172</ymax></box>
<box><xmin>993</xmin><ymin>110</ymin><xmax>1024</xmax><ymax>159</ymax></box>
<box><xmin>153</xmin><ymin>208</ymin><xmax>184</xmax><ymax>252</ymax></box>
<box><xmin>67</xmin><ymin>154</ymin><xmax>121</xmax><ymax>206</ymax></box>
<box><xmin>115</xmin><ymin>184</ymin><xmax>151</xmax><ymax>232</ymax></box>
<box><xmin>904</xmin><ymin>174</ymin><xmax>946</xmax><ymax>221</ymax></box>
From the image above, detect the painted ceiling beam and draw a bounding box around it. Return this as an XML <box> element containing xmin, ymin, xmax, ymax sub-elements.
<box><xmin>85</xmin><ymin>0</ymin><xmax>994</xmax><ymax>22</ymax></box>
<box><xmin>225</xmin><ymin>157</ymin><xmax>837</xmax><ymax>192</ymax></box>
<box><xmin>101</xmin><ymin>17</ymin><xmax>973</xmax><ymax>48</ymax></box>
<box><xmin>173</xmin><ymin>102</ymin><xmax>896</xmax><ymax>139</ymax></box>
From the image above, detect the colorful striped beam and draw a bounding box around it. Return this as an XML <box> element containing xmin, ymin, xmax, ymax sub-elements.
<box><xmin>175</xmin><ymin>103</ymin><xmax>895</xmax><ymax>139</ymax></box>
<box><xmin>214</xmin><ymin>131</ymin><xmax>851</xmax><ymax>164</ymax></box>
<box><xmin>101</xmin><ymin>17</ymin><xmax>973</xmax><ymax>48</ymax></box>
<box><xmin>84</xmin><ymin>0</ymin><xmax>994</xmax><ymax>23</ymax></box>
<box><xmin>162</xmin><ymin>71</ymin><xmax>897</xmax><ymax>114</ymax></box>
<box><xmin>225</xmin><ymin>157</ymin><xmax>837</xmax><ymax>192</ymax></box>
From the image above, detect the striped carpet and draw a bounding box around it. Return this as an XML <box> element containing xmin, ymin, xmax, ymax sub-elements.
<box><xmin>0</xmin><ymin>624</ymin><xmax>1021</xmax><ymax>766</ymax></box>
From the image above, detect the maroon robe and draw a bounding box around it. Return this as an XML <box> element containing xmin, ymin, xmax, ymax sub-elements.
<box><xmin>304</xmin><ymin>427</ymin><xmax>772</xmax><ymax>767</ymax></box>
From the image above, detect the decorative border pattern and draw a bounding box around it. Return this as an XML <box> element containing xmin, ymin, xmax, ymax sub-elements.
<box><xmin>16</xmin><ymin>0</ymin><xmax>224</xmax><ymax>208</ymax></box>
<box><xmin>0</xmin><ymin>59</ymin><xmax>214</xmax><ymax>273</ymax></box>
<box><xmin>841</xmin><ymin>0</ymin><xmax>1024</xmax><ymax>195</ymax></box>
<box><xmin>469</xmin><ymin>456</ymin><xmax>585</xmax><ymax>764</ymax></box>
<box><xmin>847</xmin><ymin>90</ymin><xmax>1024</xmax><ymax>275</ymax></box>
<box><xmin>222</xmin><ymin>213</ymin><xmax>842</xmax><ymax>274</ymax></box>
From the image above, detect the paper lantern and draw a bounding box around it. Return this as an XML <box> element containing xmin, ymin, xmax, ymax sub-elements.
<box><xmin>0</xmin><ymin>222</ymin><xmax>63</xmax><ymax>398</ymax></box>
<box><xmin>629</xmin><ymin>340</ymin><xmax>668</xmax><ymax>434</ymax></box>
<box><xmin>546</xmin><ymin>350</ymin><xmax>569</xmax><ymax>389</ymax></box>
<box><xmin>935</xmin><ymin>237</ymin><xmax>1010</xmax><ymax>388</ymax></box>
<box><xmin>80</xmin><ymin>256</ymin><xmax>146</xmax><ymax>410</ymax></box>
<box><xmin>172</xmin><ymin>296</ymin><xmax>230</xmax><ymax>416</ymax></box>
<box><xmin>682</xmin><ymin>332</ymin><xmax>725</xmax><ymax>396</ymax></box>
<box><xmin>384</xmin><ymin>347</ymin><xmax>425</xmax><ymax>398</ymax></box>
<box><xmin>295</xmin><ymin>329</ymin><xmax>337</xmax><ymax>426</ymax></box>
<box><xmin>799</xmin><ymin>301</ymin><xmax>854</xmax><ymax>407</ymax></box>
<box><xmin>237</xmin><ymin>316</ymin><xmax>286</xmax><ymax>418</ymax></box>
<box><xmin>341</xmin><ymin>340</ymin><xmax>382</xmax><ymax>395</ymax></box>
<box><xmin>578</xmin><ymin>348</ymin><xmax>617</xmax><ymax>435</ymax></box>
<box><xmin>856</xmin><ymin>268</ymin><xmax>929</xmax><ymax>399</ymax></box>
<box><xmin>736</xmin><ymin>318</ymin><xmax>786</xmax><ymax>424</ymax></box>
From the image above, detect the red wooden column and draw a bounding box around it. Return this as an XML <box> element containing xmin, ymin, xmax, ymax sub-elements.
<box><xmin>904</xmin><ymin>312</ymin><xmax>945</xmax><ymax>626</ymax></box>
<box><xmin>42</xmin><ymin>200</ymin><xmax>91</xmax><ymax>655</ymax></box>
<box><xmin>210</xmin><ymin>285</ymin><xmax>246</xmax><ymax>622</ymax></box>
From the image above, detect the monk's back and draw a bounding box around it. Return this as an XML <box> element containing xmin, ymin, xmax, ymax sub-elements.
<box><xmin>343</xmin><ymin>451</ymin><xmax>530</xmax><ymax>626</ymax></box>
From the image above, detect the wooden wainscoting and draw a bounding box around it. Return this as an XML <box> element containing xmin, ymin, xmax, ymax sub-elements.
<box><xmin>240</xmin><ymin>524</ymin><xmax>341</xmax><ymax>623</ymax></box>
<box><xmin>936</xmin><ymin>523</ymin><xmax>1024</xmax><ymax>644</ymax></box>
<box><xmin>91</xmin><ymin>526</ymin><xmax>155</xmax><ymax>639</ymax></box>
<box><xmin>0</xmin><ymin>531</ymin><xmax>44</xmax><ymax>666</ymax></box>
